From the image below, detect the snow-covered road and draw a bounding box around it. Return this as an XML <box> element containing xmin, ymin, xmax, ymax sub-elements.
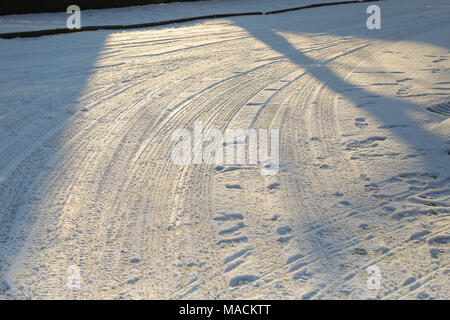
<box><xmin>0</xmin><ymin>0</ymin><xmax>449</xmax><ymax>299</ymax></box>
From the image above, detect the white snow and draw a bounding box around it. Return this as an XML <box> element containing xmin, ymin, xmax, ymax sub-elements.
<box><xmin>0</xmin><ymin>0</ymin><xmax>449</xmax><ymax>299</ymax></box>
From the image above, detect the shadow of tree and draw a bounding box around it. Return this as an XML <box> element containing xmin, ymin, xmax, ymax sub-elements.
<box><xmin>231</xmin><ymin>2</ymin><xmax>449</xmax><ymax>174</ymax></box>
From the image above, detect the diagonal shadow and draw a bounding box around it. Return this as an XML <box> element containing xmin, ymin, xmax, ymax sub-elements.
<box><xmin>0</xmin><ymin>30</ymin><xmax>112</xmax><ymax>282</ymax></box>
<box><xmin>227</xmin><ymin>3</ymin><xmax>450</xmax><ymax>294</ymax></box>
<box><xmin>230</xmin><ymin>3</ymin><xmax>450</xmax><ymax>175</ymax></box>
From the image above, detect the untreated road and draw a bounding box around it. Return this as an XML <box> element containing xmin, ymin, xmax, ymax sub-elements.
<box><xmin>0</xmin><ymin>0</ymin><xmax>449</xmax><ymax>299</ymax></box>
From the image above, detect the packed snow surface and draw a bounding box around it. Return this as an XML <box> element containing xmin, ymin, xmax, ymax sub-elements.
<box><xmin>0</xmin><ymin>0</ymin><xmax>449</xmax><ymax>299</ymax></box>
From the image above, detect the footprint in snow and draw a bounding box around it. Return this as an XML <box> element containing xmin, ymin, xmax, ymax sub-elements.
<box><xmin>277</xmin><ymin>236</ymin><xmax>293</xmax><ymax>244</ymax></box>
<box><xmin>292</xmin><ymin>269</ymin><xmax>312</xmax><ymax>281</ymax></box>
<box><xmin>217</xmin><ymin>236</ymin><xmax>248</xmax><ymax>245</ymax></box>
<box><xmin>338</xmin><ymin>200</ymin><xmax>352</xmax><ymax>207</ymax></box>
<box><xmin>224</xmin><ymin>247</ymin><xmax>252</xmax><ymax>265</ymax></box>
<box><xmin>354</xmin><ymin>248</ymin><xmax>367</xmax><ymax>255</ymax></box>
<box><xmin>355</xmin><ymin>117</ymin><xmax>369</xmax><ymax>128</ymax></box>
<box><xmin>229</xmin><ymin>275</ymin><xmax>259</xmax><ymax>287</ymax></box>
<box><xmin>345</xmin><ymin>136</ymin><xmax>387</xmax><ymax>150</ymax></box>
<box><xmin>276</xmin><ymin>226</ymin><xmax>292</xmax><ymax>235</ymax></box>
<box><xmin>213</xmin><ymin>213</ymin><xmax>244</xmax><ymax>221</ymax></box>
<box><xmin>428</xmin><ymin>236</ymin><xmax>450</xmax><ymax>245</ymax></box>
<box><xmin>286</xmin><ymin>253</ymin><xmax>304</xmax><ymax>265</ymax></box>
<box><xmin>267</xmin><ymin>182</ymin><xmax>280</xmax><ymax>190</ymax></box>
<box><xmin>408</xmin><ymin>230</ymin><xmax>431</xmax><ymax>241</ymax></box>
<box><xmin>430</xmin><ymin>248</ymin><xmax>443</xmax><ymax>259</ymax></box>
<box><xmin>218</xmin><ymin>222</ymin><xmax>245</xmax><ymax>236</ymax></box>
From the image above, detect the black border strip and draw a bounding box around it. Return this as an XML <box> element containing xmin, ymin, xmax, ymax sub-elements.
<box><xmin>0</xmin><ymin>0</ymin><xmax>380</xmax><ymax>39</ymax></box>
